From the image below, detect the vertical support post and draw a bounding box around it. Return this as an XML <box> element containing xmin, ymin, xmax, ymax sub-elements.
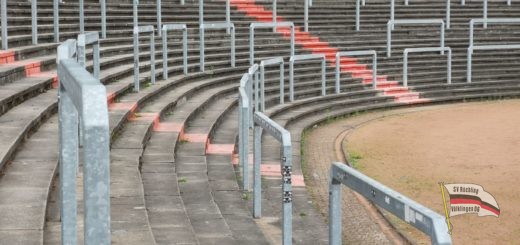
<box><xmin>133</xmin><ymin>0</ymin><xmax>138</xmax><ymax>28</ymax></box>
<box><xmin>387</xmin><ymin>22</ymin><xmax>392</xmax><ymax>57</ymax></box>
<box><xmin>250</xmin><ymin>27</ymin><xmax>254</xmax><ymax>66</ymax></box>
<box><xmin>508</xmin><ymin>0</ymin><xmax>511</xmax><ymax>5</ymax></box>
<box><xmin>93</xmin><ymin>42</ymin><xmax>100</xmax><ymax>79</ymax></box>
<box><xmin>239</xmin><ymin>90</ymin><xmax>249</xmax><ymax>191</ymax></box>
<box><xmin>329</xmin><ymin>173</ymin><xmax>342</xmax><ymax>245</ymax></box>
<box><xmin>100</xmin><ymin>0</ymin><xmax>106</xmax><ymax>39</ymax></box>
<box><xmin>372</xmin><ymin>52</ymin><xmax>377</xmax><ymax>89</ymax></box>
<box><xmin>1</xmin><ymin>0</ymin><xmax>6</xmax><ymax>50</ymax></box>
<box><xmin>157</xmin><ymin>0</ymin><xmax>161</xmax><ymax>37</ymax></box>
<box><xmin>441</xmin><ymin>22</ymin><xmax>445</xmax><ymax>55</ymax></box>
<box><xmin>231</xmin><ymin>25</ymin><xmax>235</xmax><ymax>67</ymax></box>
<box><xmin>58</xmin><ymin>92</ymin><xmax>79</xmax><ymax>245</ymax></box>
<box><xmin>32</xmin><ymin>0</ymin><xmax>38</xmax><ymax>44</ymax></box>
<box><xmin>403</xmin><ymin>50</ymin><xmax>408</xmax><ymax>87</ymax></box>
<box><xmin>447</xmin><ymin>49</ymin><xmax>452</xmax><ymax>84</ymax></box>
<box><xmin>54</xmin><ymin>0</ymin><xmax>59</xmax><ymax>42</ymax></box>
<box><xmin>335</xmin><ymin>53</ymin><xmax>341</xmax><ymax>94</ymax></box>
<box><xmin>356</xmin><ymin>0</ymin><xmax>360</xmax><ymax>31</ymax></box>
<box><xmin>260</xmin><ymin>66</ymin><xmax>265</xmax><ymax>112</ymax></box>
<box><xmin>391</xmin><ymin>0</ymin><xmax>395</xmax><ymax>29</ymax></box>
<box><xmin>461</xmin><ymin>0</ymin><xmax>465</xmax><ymax>5</ymax></box>
<box><xmin>304</xmin><ymin>0</ymin><xmax>309</xmax><ymax>32</ymax></box>
<box><xmin>182</xmin><ymin>28</ymin><xmax>188</xmax><ymax>75</ymax></box>
<box><xmin>181</xmin><ymin>0</ymin><xmax>184</xmax><ymax>5</ymax></box>
<box><xmin>321</xmin><ymin>58</ymin><xmax>326</xmax><ymax>96</ymax></box>
<box><xmin>290</xmin><ymin>25</ymin><xmax>295</xmax><ymax>57</ymax></box>
<box><xmin>281</xmin><ymin>145</ymin><xmax>292</xmax><ymax>245</ymax></box>
<box><xmin>133</xmin><ymin>27</ymin><xmax>140</xmax><ymax>92</ymax></box>
<box><xmin>467</xmin><ymin>48</ymin><xmax>472</xmax><ymax>83</ymax></box>
<box><xmin>226</xmin><ymin>0</ymin><xmax>231</xmax><ymax>34</ymax></box>
<box><xmin>446</xmin><ymin>0</ymin><xmax>450</xmax><ymax>29</ymax></box>
<box><xmin>289</xmin><ymin>60</ymin><xmax>294</xmax><ymax>102</ymax></box>
<box><xmin>279</xmin><ymin>63</ymin><xmax>285</xmax><ymax>104</ymax></box>
<box><xmin>253</xmin><ymin>125</ymin><xmax>262</xmax><ymax>218</ymax></box>
<box><xmin>162</xmin><ymin>28</ymin><xmax>168</xmax><ymax>79</ymax></box>
<box><xmin>483</xmin><ymin>0</ymin><xmax>488</xmax><ymax>28</ymax></box>
<box><xmin>273</xmin><ymin>0</ymin><xmax>277</xmax><ymax>32</ymax></box>
<box><xmin>200</xmin><ymin>25</ymin><xmax>205</xmax><ymax>72</ymax></box>
<box><xmin>150</xmin><ymin>31</ymin><xmax>156</xmax><ymax>85</ymax></box>
<box><xmin>80</xmin><ymin>0</ymin><xmax>84</xmax><ymax>33</ymax></box>
<box><xmin>199</xmin><ymin>0</ymin><xmax>203</xmax><ymax>25</ymax></box>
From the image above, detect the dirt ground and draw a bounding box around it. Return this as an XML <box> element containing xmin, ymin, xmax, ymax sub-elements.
<box><xmin>344</xmin><ymin>100</ymin><xmax>520</xmax><ymax>244</ymax></box>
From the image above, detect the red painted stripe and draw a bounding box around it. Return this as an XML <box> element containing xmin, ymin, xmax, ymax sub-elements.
<box><xmin>0</xmin><ymin>50</ymin><xmax>15</xmax><ymax>64</ymax></box>
<box><xmin>451</xmin><ymin>198</ymin><xmax>500</xmax><ymax>216</ymax></box>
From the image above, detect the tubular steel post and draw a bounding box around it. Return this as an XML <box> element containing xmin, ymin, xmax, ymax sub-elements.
<box><xmin>329</xmin><ymin>162</ymin><xmax>452</xmax><ymax>245</ymax></box>
<box><xmin>446</xmin><ymin>0</ymin><xmax>451</xmax><ymax>29</ymax></box>
<box><xmin>133</xmin><ymin>0</ymin><xmax>139</xmax><ymax>27</ymax></box>
<box><xmin>162</xmin><ymin>24</ymin><xmax>188</xmax><ymax>79</ymax></box>
<box><xmin>1</xmin><ymin>0</ymin><xmax>7</xmax><ymax>50</ymax></box>
<box><xmin>199</xmin><ymin>0</ymin><xmax>203</xmax><ymax>24</ymax></box>
<box><xmin>157</xmin><ymin>0</ymin><xmax>162</xmax><ymax>37</ymax></box>
<box><xmin>391</xmin><ymin>0</ymin><xmax>395</xmax><ymax>29</ymax></box>
<box><xmin>226</xmin><ymin>0</ymin><xmax>231</xmax><ymax>34</ymax></box>
<box><xmin>100</xmin><ymin>0</ymin><xmax>106</xmax><ymax>39</ymax></box>
<box><xmin>289</xmin><ymin>54</ymin><xmax>326</xmax><ymax>101</ymax></box>
<box><xmin>484</xmin><ymin>0</ymin><xmax>488</xmax><ymax>28</ymax></box>
<box><xmin>253</xmin><ymin>112</ymin><xmax>293</xmax><ymax>245</ymax></box>
<box><xmin>466</xmin><ymin>44</ymin><xmax>520</xmax><ymax>83</ymax></box>
<box><xmin>250</xmin><ymin>22</ymin><xmax>295</xmax><ymax>65</ymax></box>
<box><xmin>238</xmin><ymin>85</ymin><xmax>250</xmax><ymax>191</ymax></box>
<box><xmin>133</xmin><ymin>25</ymin><xmax>155</xmax><ymax>92</ymax></box>
<box><xmin>403</xmin><ymin>47</ymin><xmax>452</xmax><ymax>87</ymax></box>
<box><xmin>58</xmin><ymin>58</ymin><xmax>111</xmax><ymax>245</ymax></box>
<box><xmin>80</xmin><ymin>0</ymin><xmax>84</xmax><ymax>33</ymax></box>
<box><xmin>387</xmin><ymin>19</ymin><xmax>445</xmax><ymax>57</ymax></box>
<box><xmin>304</xmin><ymin>0</ymin><xmax>309</xmax><ymax>32</ymax></box>
<box><xmin>32</xmin><ymin>0</ymin><xmax>38</xmax><ymax>44</ymax></box>
<box><xmin>336</xmin><ymin>50</ymin><xmax>377</xmax><ymax>92</ymax></box>
<box><xmin>273</xmin><ymin>0</ymin><xmax>277</xmax><ymax>31</ymax></box>
<box><xmin>260</xmin><ymin>57</ymin><xmax>285</xmax><ymax>106</ymax></box>
<box><xmin>77</xmin><ymin>32</ymin><xmax>101</xmax><ymax>79</ymax></box>
<box><xmin>54</xmin><ymin>0</ymin><xmax>59</xmax><ymax>42</ymax></box>
<box><xmin>356</xmin><ymin>0</ymin><xmax>360</xmax><ymax>31</ymax></box>
<box><xmin>199</xmin><ymin>22</ymin><xmax>235</xmax><ymax>72</ymax></box>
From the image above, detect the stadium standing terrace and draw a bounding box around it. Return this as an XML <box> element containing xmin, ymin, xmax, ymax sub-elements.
<box><xmin>0</xmin><ymin>0</ymin><xmax>518</xmax><ymax>244</ymax></box>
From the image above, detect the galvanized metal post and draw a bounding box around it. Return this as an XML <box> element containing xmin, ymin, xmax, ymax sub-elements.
<box><xmin>273</xmin><ymin>0</ymin><xmax>277</xmax><ymax>32</ymax></box>
<box><xmin>304</xmin><ymin>0</ymin><xmax>309</xmax><ymax>32</ymax></box>
<box><xmin>100</xmin><ymin>0</ymin><xmax>106</xmax><ymax>39</ymax></box>
<box><xmin>199</xmin><ymin>0</ymin><xmax>203</xmax><ymax>24</ymax></box>
<box><xmin>133</xmin><ymin>27</ymin><xmax>140</xmax><ymax>92</ymax></box>
<box><xmin>162</xmin><ymin>24</ymin><xmax>188</xmax><ymax>79</ymax></box>
<box><xmin>162</xmin><ymin>28</ymin><xmax>168</xmax><ymax>79</ymax></box>
<box><xmin>483</xmin><ymin>0</ymin><xmax>488</xmax><ymax>28</ymax></box>
<box><xmin>78</xmin><ymin>32</ymin><xmax>101</xmax><ymax>79</ymax></box>
<box><xmin>403</xmin><ymin>51</ymin><xmax>409</xmax><ymax>86</ymax></box>
<box><xmin>446</xmin><ymin>0</ymin><xmax>450</xmax><ymax>29</ymax></box>
<box><xmin>387</xmin><ymin>22</ymin><xmax>392</xmax><ymax>57</ymax></box>
<box><xmin>1</xmin><ymin>0</ymin><xmax>7</xmax><ymax>50</ymax></box>
<box><xmin>467</xmin><ymin>47</ymin><xmax>472</xmax><ymax>83</ymax></box>
<box><xmin>328</xmin><ymin>172</ymin><xmax>342</xmax><ymax>245</ymax></box>
<box><xmin>133</xmin><ymin>0</ymin><xmax>139</xmax><ymax>28</ymax></box>
<box><xmin>238</xmin><ymin>86</ymin><xmax>249</xmax><ymax>191</ymax></box>
<box><xmin>199</xmin><ymin>25</ymin><xmax>205</xmax><ymax>72</ymax></box>
<box><xmin>181</xmin><ymin>0</ymin><xmax>184</xmax><ymax>5</ymax></box>
<box><xmin>230</xmin><ymin>25</ymin><xmax>235</xmax><ymax>67</ymax></box>
<box><xmin>281</xmin><ymin>144</ymin><xmax>292</xmax><ymax>245</ymax></box>
<box><xmin>80</xmin><ymin>0</ymin><xmax>84</xmax><ymax>33</ymax></box>
<box><xmin>356</xmin><ymin>0</ymin><xmax>360</xmax><ymax>31</ymax></box>
<box><xmin>226</xmin><ymin>0</ymin><xmax>230</xmax><ymax>34</ymax></box>
<box><xmin>253</xmin><ymin>125</ymin><xmax>262</xmax><ymax>218</ymax></box>
<box><xmin>447</xmin><ymin>48</ymin><xmax>452</xmax><ymax>84</ymax></box>
<box><xmin>182</xmin><ymin>28</ymin><xmax>188</xmax><ymax>75</ymax></box>
<box><xmin>157</xmin><ymin>0</ymin><xmax>161</xmax><ymax>37</ymax></box>
<box><xmin>321</xmin><ymin>58</ymin><xmax>326</xmax><ymax>96</ymax></box>
<box><xmin>289</xmin><ymin>60</ymin><xmax>294</xmax><ymax>101</ymax></box>
<box><xmin>279</xmin><ymin>63</ymin><xmax>284</xmax><ymax>104</ymax></box>
<box><xmin>150</xmin><ymin>31</ymin><xmax>156</xmax><ymax>85</ymax></box>
<box><xmin>441</xmin><ymin>22</ymin><xmax>445</xmax><ymax>55</ymax></box>
<box><xmin>54</xmin><ymin>0</ymin><xmax>59</xmax><ymax>42</ymax></box>
<box><xmin>390</xmin><ymin>0</ymin><xmax>395</xmax><ymax>29</ymax></box>
<box><xmin>32</xmin><ymin>0</ymin><xmax>38</xmax><ymax>44</ymax></box>
<box><xmin>335</xmin><ymin>55</ymin><xmax>341</xmax><ymax>94</ymax></box>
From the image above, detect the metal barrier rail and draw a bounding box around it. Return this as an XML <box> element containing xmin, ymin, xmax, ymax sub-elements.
<box><xmin>157</xmin><ymin>0</ymin><xmax>162</xmax><ymax>36</ymax></box>
<box><xmin>250</xmin><ymin>22</ymin><xmax>295</xmax><ymax>65</ymax></box>
<box><xmin>403</xmin><ymin>0</ymin><xmax>451</xmax><ymax>29</ymax></box>
<box><xmin>335</xmin><ymin>50</ymin><xmax>377</xmax><ymax>92</ymax></box>
<box><xmin>1</xmin><ymin>0</ymin><xmax>7</xmax><ymax>49</ymax></box>
<box><xmin>199</xmin><ymin>0</ymin><xmax>231</xmax><ymax>33</ymax></box>
<box><xmin>304</xmin><ymin>0</ymin><xmax>310</xmax><ymax>32</ymax></box>
<box><xmin>162</xmin><ymin>24</ymin><xmax>188</xmax><ymax>79</ymax></box>
<box><xmin>238</xmin><ymin>83</ymin><xmax>251</xmax><ymax>191</ymax></box>
<box><xmin>387</xmin><ymin>19</ymin><xmax>445</xmax><ymax>57</ymax></box>
<box><xmin>329</xmin><ymin>162</ymin><xmax>452</xmax><ymax>245</ymax></box>
<box><xmin>464</xmin><ymin>0</ymin><xmax>515</xmax><ymax>28</ymax></box>
<box><xmin>101</xmin><ymin>0</ymin><xmax>106</xmax><ymax>38</ymax></box>
<box><xmin>273</xmin><ymin>0</ymin><xmax>278</xmax><ymax>31</ymax></box>
<box><xmin>31</xmin><ymin>0</ymin><xmax>37</xmax><ymax>44</ymax></box>
<box><xmin>80</xmin><ymin>0</ymin><xmax>84</xmax><ymax>33</ymax></box>
<box><xmin>469</xmin><ymin>18</ymin><xmax>520</xmax><ymax>48</ymax></box>
<box><xmin>78</xmin><ymin>32</ymin><xmax>101</xmax><ymax>79</ymax></box>
<box><xmin>467</xmin><ymin>44</ymin><xmax>520</xmax><ymax>83</ymax></box>
<box><xmin>57</xmin><ymin>40</ymin><xmax>111</xmax><ymax>245</ymax></box>
<box><xmin>462</xmin><ymin>0</ymin><xmax>510</xmax><ymax>6</ymax></box>
<box><xmin>133</xmin><ymin>25</ymin><xmax>155</xmax><ymax>92</ymax></box>
<box><xmin>133</xmin><ymin>0</ymin><xmax>139</xmax><ymax>27</ymax></box>
<box><xmin>403</xmin><ymin>47</ymin><xmax>452</xmax><ymax>87</ymax></box>
<box><xmin>199</xmin><ymin>22</ymin><xmax>235</xmax><ymax>72</ymax></box>
<box><xmin>54</xmin><ymin>0</ymin><xmax>59</xmax><ymax>42</ymax></box>
<box><xmin>260</xmin><ymin>57</ymin><xmax>285</xmax><ymax>108</ymax></box>
<box><xmin>289</xmin><ymin>54</ymin><xmax>326</xmax><ymax>101</ymax></box>
<box><xmin>253</xmin><ymin>111</ymin><xmax>293</xmax><ymax>245</ymax></box>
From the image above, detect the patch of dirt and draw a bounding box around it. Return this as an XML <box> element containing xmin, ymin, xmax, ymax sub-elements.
<box><xmin>345</xmin><ymin>100</ymin><xmax>520</xmax><ymax>244</ymax></box>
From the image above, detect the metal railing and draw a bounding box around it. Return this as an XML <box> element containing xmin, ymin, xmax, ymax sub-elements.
<box><xmin>273</xmin><ymin>0</ymin><xmax>278</xmax><ymax>31</ymax></box>
<box><xmin>387</xmin><ymin>19</ymin><xmax>445</xmax><ymax>57</ymax></box>
<box><xmin>57</xmin><ymin>40</ymin><xmax>111</xmax><ymax>245</ymax></box>
<box><xmin>467</xmin><ymin>44</ymin><xmax>520</xmax><ymax>83</ymax></box>
<box><xmin>1</xmin><ymin>0</ymin><xmax>7</xmax><ymax>49</ymax></box>
<box><xmin>101</xmin><ymin>0</ymin><xmax>106</xmax><ymax>39</ymax></box>
<box><xmin>404</xmin><ymin>0</ymin><xmax>451</xmax><ymax>29</ymax></box>
<box><xmin>54</xmin><ymin>0</ymin><xmax>59</xmax><ymax>42</ymax></box>
<box><xmin>80</xmin><ymin>0</ymin><xmax>84</xmax><ymax>33</ymax></box>
<box><xmin>250</xmin><ymin>22</ymin><xmax>295</xmax><ymax>65</ymax></box>
<box><xmin>260</xmin><ymin>57</ymin><xmax>285</xmax><ymax>107</ymax></box>
<box><xmin>77</xmin><ymin>32</ymin><xmax>101</xmax><ymax>79</ymax></box>
<box><xmin>469</xmin><ymin>18</ymin><xmax>520</xmax><ymax>48</ymax></box>
<box><xmin>329</xmin><ymin>162</ymin><xmax>452</xmax><ymax>245</ymax></box>
<box><xmin>199</xmin><ymin>22</ymin><xmax>235</xmax><ymax>72</ymax></box>
<box><xmin>133</xmin><ymin>25</ymin><xmax>156</xmax><ymax>92</ymax></box>
<box><xmin>335</xmin><ymin>50</ymin><xmax>377</xmax><ymax>92</ymax></box>
<box><xmin>304</xmin><ymin>0</ymin><xmax>310</xmax><ymax>32</ymax></box>
<box><xmin>253</xmin><ymin>111</ymin><xmax>293</xmax><ymax>245</ymax></box>
<box><xmin>31</xmin><ymin>0</ymin><xmax>37</xmax><ymax>44</ymax></box>
<box><xmin>199</xmin><ymin>0</ymin><xmax>231</xmax><ymax>33</ymax></box>
<box><xmin>289</xmin><ymin>54</ymin><xmax>326</xmax><ymax>101</ymax></box>
<box><xmin>403</xmin><ymin>47</ymin><xmax>452</xmax><ymax>87</ymax></box>
<box><xmin>133</xmin><ymin>0</ymin><xmax>139</xmax><ymax>27</ymax></box>
<box><xmin>238</xmin><ymin>82</ymin><xmax>251</xmax><ymax>191</ymax></box>
<box><xmin>162</xmin><ymin>24</ymin><xmax>188</xmax><ymax>79</ymax></box>
<box><xmin>157</xmin><ymin>0</ymin><xmax>162</xmax><ymax>36</ymax></box>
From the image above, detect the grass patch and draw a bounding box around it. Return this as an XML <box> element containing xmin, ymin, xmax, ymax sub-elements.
<box><xmin>241</xmin><ymin>192</ymin><xmax>250</xmax><ymax>201</ymax></box>
<box><xmin>299</xmin><ymin>211</ymin><xmax>307</xmax><ymax>217</ymax></box>
<box><xmin>347</xmin><ymin>151</ymin><xmax>364</xmax><ymax>170</ymax></box>
<box><xmin>179</xmin><ymin>138</ymin><xmax>189</xmax><ymax>144</ymax></box>
<box><xmin>178</xmin><ymin>177</ymin><xmax>187</xmax><ymax>183</ymax></box>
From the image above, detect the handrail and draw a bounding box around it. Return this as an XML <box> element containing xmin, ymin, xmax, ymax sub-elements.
<box><xmin>403</xmin><ymin>47</ymin><xmax>452</xmax><ymax>87</ymax></box>
<box><xmin>1</xmin><ymin>0</ymin><xmax>7</xmax><ymax>49</ymax></box>
<box><xmin>250</xmin><ymin>22</ymin><xmax>295</xmax><ymax>65</ymax></box>
<box><xmin>335</xmin><ymin>50</ymin><xmax>377</xmax><ymax>92</ymax></box>
<box><xmin>467</xmin><ymin>44</ymin><xmax>520</xmax><ymax>83</ymax></box>
<box><xmin>356</xmin><ymin>0</ymin><xmax>361</xmax><ymax>31</ymax></box>
<box><xmin>253</xmin><ymin>111</ymin><xmax>293</xmax><ymax>245</ymax></box>
<box><xmin>260</xmin><ymin>57</ymin><xmax>285</xmax><ymax>109</ymax></box>
<box><xmin>58</xmin><ymin>47</ymin><xmax>110</xmax><ymax>244</ymax></box>
<box><xmin>329</xmin><ymin>162</ymin><xmax>452</xmax><ymax>245</ymax></box>
<box><xmin>289</xmin><ymin>54</ymin><xmax>326</xmax><ymax>101</ymax></box>
<box><xmin>387</xmin><ymin>19</ymin><xmax>445</xmax><ymax>57</ymax></box>
<box><xmin>469</xmin><ymin>18</ymin><xmax>520</xmax><ymax>48</ymax></box>
<box><xmin>199</xmin><ymin>22</ymin><xmax>235</xmax><ymax>72</ymax></box>
<box><xmin>162</xmin><ymin>24</ymin><xmax>188</xmax><ymax>78</ymax></box>
<box><xmin>133</xmin><ymin>25</ymin><xmax>156</xmax><ymax>92</ymax></box>
<box><xmin>77</xmin><ymin>32</ymin><xmax>101</xmax><ymax>79</ymax></box>
<box><xmin>199</xmin><ymin>0</ymin><xmax>231</xmax><ymax>33</ymax></box>
<box><xmin>404</xmin><ymin>0</ymin><xmax>451</xmax><ymax>29</ymax></box>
